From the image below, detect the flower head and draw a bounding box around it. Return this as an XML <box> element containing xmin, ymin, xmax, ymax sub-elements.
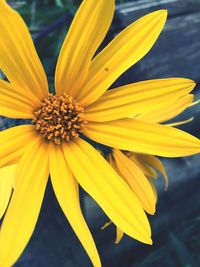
<box><xmin>0</xmin><ymin>0</ymin><xmax>200</xmax><ymax>266</ymax></box>
<box><xmin>34</xmin><ymin>93</ymin><xmax>87</xmax><ymax>144</ymax></box>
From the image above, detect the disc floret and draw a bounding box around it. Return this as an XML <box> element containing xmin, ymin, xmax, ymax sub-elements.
<box><xmin>34</xmin><ymin>93</ymin><xmax>87</xmax><ymax>144</ymax></box>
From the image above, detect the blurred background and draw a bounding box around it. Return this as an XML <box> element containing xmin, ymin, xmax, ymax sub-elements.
<box><xmin>1</xmin><ymin>0</ymin><xmax>200</xmax><ymax>266</ymax></box>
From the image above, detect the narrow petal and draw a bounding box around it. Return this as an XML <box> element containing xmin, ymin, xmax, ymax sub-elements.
<box><xmin>135</xmin><ymin>154</ymin><xmax>168</xmax><ymax>190</ymax></box>
<box><xmin>49</xmin><ymin>143</ymin><xmax>101</xmax><ymax>267</ymax></box>
<box><xmin>100</xmin><ymin>220</ymin><xmax>124</xmax><ymax>244</ymax></box>
<box><xmin>84</xmin><ymin>79</ymin><xmax>195</xmax><ymax>122</ymax></box>
<box><xmin>129</xmin><ymin>154</ymin><xmax>158</xmax><ymax>179</ymax></box>
<box><xmin>189</xmin><ymin>99</ymin><xmax>200</xmax><ymax>107</ymax></box>
<box><xmin>167</xmin><ymin>117</ymin><xmax>194</xmax><ymax>127</ymax></box>
<box><xmin>0</xmin><ymin>138</ymin><xmax>49</xmax><ymax>267</ymax></box>
<box><xmin>137</xmin><ymin>94</ymin><xmax>193</xmax><ymax>123</ymax></box>
<box><xmin>0</xmin><ymin>125</ymin><xmax>37</xmax><ymax>169</ymax></box>
<box><xmin>0</xmin><ymin>1</ymin><xmax>48</xmax><ymax>102</ymax></box>
<box><xmin>115</xmin><ymin>228</ymin><xmax>124</xmax><ymax>244</ymax></box>
<box><xmin>55</xmin><ymin>0</ymin><xmax>114</xmax><ymax>97</ymax></box>
<box><xmin>0</xmin><ymin>165</ymin><xmax>16</xmax><ymax>219</ymax></box>
<box><xmin>147</xmin><ymin>178</ymin><xmax>158</xmax><ymax>204</ymax></box>
<box><xmin>78</xmin><ymin>10</ymin><xmax>167</xmax><ymax>106</ymax></box>
<box><xmin>0</xmin><ymin>80</ymin><xmax>36</xmax><ymax>119</ymax></box>
<box><xmin>63</xmin><ymin>138</ymin><xmax>152</xmax><ymax>245</ymax></box>
<box><xmin>112</xmin><ymin>150</ymin><xmax>156</xmax><ymax>215</ymax></box>
<box><xmin>84</xmin><ymin>119</ymin><xmax>200</xmax><ymax>157</ymax></box>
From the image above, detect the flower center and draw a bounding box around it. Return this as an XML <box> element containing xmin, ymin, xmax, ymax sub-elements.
<box><xmin>34</xmin><ymin>93</ymin><xmax>87</xmax><ymax>145</ymax></box>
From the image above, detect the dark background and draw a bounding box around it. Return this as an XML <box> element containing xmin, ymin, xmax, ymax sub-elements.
<box><xmin>1</xmin><ymin>0</ymin><xmax>200</xmax><ymax>266</ymax></box>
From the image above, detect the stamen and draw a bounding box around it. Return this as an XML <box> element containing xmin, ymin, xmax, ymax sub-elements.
<box><xmin>33</xmin><ymin>93</ymin><xmax>87</xmax><ymax>144</ymax></box>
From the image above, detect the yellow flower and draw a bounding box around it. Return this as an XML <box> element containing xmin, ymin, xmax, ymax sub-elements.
<box><xmin>0</xmin><ymin>0</ymin><xmax>200</xmax><ymax>266</ymax></box>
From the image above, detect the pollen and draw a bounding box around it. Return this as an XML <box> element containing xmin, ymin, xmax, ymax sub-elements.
<box><xmin>34</xmin><ymin>93</ymin><xmax>87</xmax><ymax>145</ymax></box>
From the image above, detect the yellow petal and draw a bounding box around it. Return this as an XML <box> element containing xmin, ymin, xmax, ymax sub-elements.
<box><xmin>136</xmin><ymin>154</ymin><xmax>168</xmax><ymax>190</ymax></box>
<box><xmin>129</xmin><ymin>154</ymin><xmax>158</xmax><ymax>179</ymax></box>
<box><xmin>49</xmin><ymin>143</ymin><xmax>101</xmax><ymax>267</ymax></box>
<box><xmin>55</xmin><ymin>0</ymin><xmax>114</xmax><ymax>97</ymax></box>
<box><xmin>0</xmin><ymin>80</ymin><xmax>36</xmax><ymax>119</ymax></box>
<box><xmin>112</xmin><ymin>149</ymin><xmax>156</xmax><ymax>215</ymax></box>
<box><xmin>100</xmin><ymin>220</ymin><xmax>124</xmax><ymax>244</ymax></box>
<box><xmin>78</xmin><ymin>10</ymin><xmax>167</xmax><ymax>106</ymax></box>
<box><xmin>0</xmin><ymin>165</ymin><xmax>16</xmax><ymax>219</ymax></box>
<box><xmin>0</xmin><ymin>125</ymin><xmax>37</xmax><ymax>169</ymax></box>
<box><xmin>189</xmin><ymin>99</ymin><xmax>200</xmax><ymax>107</ymax></box>
<box><xmin>166</xmin><ymin>117</ymin><xmax>193</xmax><ymax>127</ymax></box>
<box><xmin>115</xmin><ymin>228</ymin><xmax>124</xmax><ymax>244</ymax></box>
<box><xmin>137</xmin><ymin>94</ymin><xmax>194</xmax><ymax>123</ymax></box>
<box><xmin>0</xmin><ymin>1</ymin><xmax>48</xmax><ymax>103</ymax></box>
<box><xmin>84</xmin><ymin>119</ymin><xmax>200</xmax><ymax>157</ymax></box>
<box><xmin>63</xmin><ymin>138</ymin><xmax>152</xmax><ymax>245</ymax></box>
<box><xmin>147</xmin><ymin>178</ymin><xmax>158</xmax><ymax>204</ymax></box>
<box><xmin>0</xmin><ymin>138</ymin><xmax>49</xmax><ymax>267</ymax></box>
<box><xmin>84</xmin><ymin>79</ymin><xmax>195</xmax><ymax>122</ymax></box>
